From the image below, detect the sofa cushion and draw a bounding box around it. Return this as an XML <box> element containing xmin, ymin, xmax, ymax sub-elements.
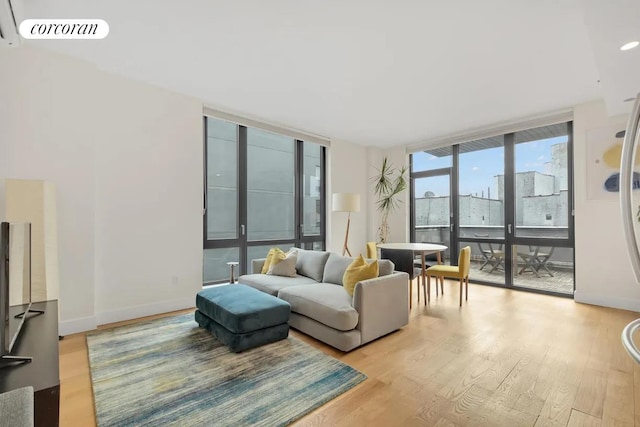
<box><xmin>377</xmin><ymin>259</ymin><xmax>395</xmax><ymax>277</ymax></box>
<box><xmin>290</xmin><ymin>248</ymin><xmax>331</xmax><ymax>282</ymax></box>
<box><xmin>267</xmin><ymin>251</ymin><xmax>297</xmax><ymax>277</ymax></box>
<box><xmin>323</xmin><ymin>253</ymin><xmax>395</xmax><ymax>285</ymax></box>
<box><xmin>343</xmin><ymin>255</ymin><xmax>379</xmax><ymax>296</ymax></box>
<box><xmin>278</xmin><ymin>283</ymin><xmax>359</xmax><ymax>331</ymax></box>
<box><xmin>239</xmin><ymin>274</ymin><xmax>317</xmax><ymax>296</ymax></box>
<box><xmin>322</xmin><ymin>253</ymin><xmax>355</xmax><ymax>285</ymax></box>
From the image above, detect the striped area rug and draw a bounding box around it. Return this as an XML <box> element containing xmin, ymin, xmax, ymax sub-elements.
<box><xmin>87</xmin><ymin>313</ymin><xmax>366</xmax><ymax>427</ymax></box>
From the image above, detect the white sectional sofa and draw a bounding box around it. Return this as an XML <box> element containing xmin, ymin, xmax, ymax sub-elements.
<box><xmin>238</xmin><ymin>249</ymin><xmax>410</xmax><ymax>352</ymax></box>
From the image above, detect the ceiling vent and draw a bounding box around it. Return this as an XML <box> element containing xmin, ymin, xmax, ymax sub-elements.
<box><xmin>0</xmin><ymin>0</ymin><xmax>19</xmax><ymax>47</ymax></box>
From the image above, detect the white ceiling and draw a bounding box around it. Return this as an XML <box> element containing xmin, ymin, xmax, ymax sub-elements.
<box><xmin>12</xmin><ymin>0</ymin><xmax>640</xmax><ymax>147</ymax></box>
<box><xmin>580</xmin><ymin>0</ymin><xmax>640</xmax><ymax>116</ymax></box>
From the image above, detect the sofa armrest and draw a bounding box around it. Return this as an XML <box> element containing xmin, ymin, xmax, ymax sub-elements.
<box><xmin>353</xmin><ymin>271</ymin><xmax>409</xmax><ymax>345</ymax></box>
<box><xmin>251</xmin><ymin>258</ymin><xmax>267</xmax><ymax>274</ymax></box>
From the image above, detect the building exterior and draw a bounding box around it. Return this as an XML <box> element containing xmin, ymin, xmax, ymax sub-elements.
<box><xmin>415</xmin><ymin>142</ymin><xmax>569</xmax><ymax>241</ymax></box>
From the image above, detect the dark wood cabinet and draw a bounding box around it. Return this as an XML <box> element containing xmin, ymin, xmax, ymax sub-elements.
<box><xmin>0</xmin><ymin>300</ymin><xmax>60</xmax><ymax>427</ymax></box>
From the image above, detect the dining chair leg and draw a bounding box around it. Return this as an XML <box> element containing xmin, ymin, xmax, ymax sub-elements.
<box><xmin>465</xmin><ymin>276</ymin><xmax>468</xmax><ymax>301</ymax></box>
<box><xmin>459</xmin><ymin>278</ymin><xmax>463</xmax><ymax>307</ymax></box>
<box><xmin>440</xmin><ymin>277</ymin><xmax>444</xmax><ymax>295</ymax></box>
<box><xmin>409</xmin><ymin>279</ymin><xmax>413</xmax><ymax>309</ymax></box>
<box><xmin>426</xmin><ymin>274</ymin><xmax>431</xmax><ymax>303</ymax></box>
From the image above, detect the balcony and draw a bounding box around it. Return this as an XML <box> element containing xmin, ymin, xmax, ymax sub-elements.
<box><xmin>414</xmin><ymin>225</ymin><xmax>574</xmax><ymax>295</ymax></box>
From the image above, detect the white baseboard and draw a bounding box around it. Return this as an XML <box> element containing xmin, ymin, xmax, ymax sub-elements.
<box><xmin>574</xmin><ymin>291</ymin><xmax>640</xmax><ymax>313</ymax></box>
<box><xmin>95</xmin><ymin>297</ymin><xmax>195</xmax><ymax>326</ymax></box>
<box><xmin>59</xmin><ymin>315</ymin><xmax>97</xmax><ymax>336</ymax></box>
<box><xmin>58</xmin><ymin>298</ymin><xmax>196</xmax><ymax>335</ymax></box>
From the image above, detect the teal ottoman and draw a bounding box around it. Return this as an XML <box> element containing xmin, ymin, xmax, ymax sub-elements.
<box><xmin>195</xmin><ymin>284</ymin><xmax>291</xmax><ymax>352</ymax></box>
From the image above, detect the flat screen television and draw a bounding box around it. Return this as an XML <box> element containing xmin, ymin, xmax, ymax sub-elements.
<box><xmin>0</xmin><ymin>222</ymin><xmax>39</xmax><ymax>364</ymax></box>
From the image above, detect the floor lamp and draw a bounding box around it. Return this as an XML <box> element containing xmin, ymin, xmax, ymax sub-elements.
<box><xmin>332</xmin><ymin>193</ymin><xmax>361</xmax><ymax>256</ymax></box>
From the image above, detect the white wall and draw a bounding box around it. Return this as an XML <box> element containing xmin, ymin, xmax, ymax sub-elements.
<box><xmin>573</xmin><ymin>99</ymin><xmax>640</xmax><ymax>311</ymax></box>
<box><xmin>93</xmin><ymin>68</ymin><xmax>203</xmax><ymax>325</ymax></box>
<box><xmin>382</xmin><ymin>147</ymin><xmax>410</xmax><ymax>243</ymax></box>
<box><xmin>0</xmin><ymin>47</ymin><xmax>98</xmax><ymax>329</ymax></box>
<box><xmin>327</xmin><ymin>141</ymin><xmax>410</xmax><ymax>256</ymax></box>
<box><xmin>0</xmin><ymin>46</ymin><xmax>203</xmax><ymax>334</ymax></box>
<box><xmin>366</xmin><ymin>147</ymin><xmax>384</xmax><ymax>243</ymax></box>
<box><xmin>366</xmin><ymin>147</ymin><xmax>410</xmax><ymax>244</ymax></box>
<box><xmin>0</xmin><ymin>130</ymin><xmax>7</xmax><ymax>216</ymax></box>
<box><xmin>327</xmin><ymin>139</ymin><xmax>369</xmax><ymax>256</ymax></box>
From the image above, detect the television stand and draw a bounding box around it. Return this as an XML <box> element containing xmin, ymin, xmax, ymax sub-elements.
<box><xmin>0</xmin><ymin>355</ymin><xmax>32</xmax><ymax>364</ymax></box>
<box><xmin>0</xmin><ymin>301</ymin><xmax>60</xmax><ymax>427</ymax></box>
<box><xmin>14</xmin><ymin>308</ymin><xmax>45</xmax><ymax>319</ymax></box>
<box><xmin>0</xmin><ymin>307</ymin><xmax>47</xmax><ymax>365</ymax></box>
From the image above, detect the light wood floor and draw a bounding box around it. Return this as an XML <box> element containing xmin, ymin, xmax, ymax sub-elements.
<box><xmin>60</xmin><ymin>281</ymin><xmax>640</xmax><ymax>426</ymax></box>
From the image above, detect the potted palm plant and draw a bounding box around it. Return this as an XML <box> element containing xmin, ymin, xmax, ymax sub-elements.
<box><xmin>372</xmin><ymin>156</ymin><xmax>408</xmax><ymax>243</ymax></box>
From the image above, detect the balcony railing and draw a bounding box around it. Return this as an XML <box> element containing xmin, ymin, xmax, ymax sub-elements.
<box><xmin>414</xmin><ymin>225</ymin><xmax>573</xmax><ymax>267</ymax></box>
<box><xmin>416</xmin><ymin>224</ymin><xmax>569</xmax><ymax>239</ymax></box>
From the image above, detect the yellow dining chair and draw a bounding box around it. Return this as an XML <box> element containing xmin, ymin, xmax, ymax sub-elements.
<box><xmin>423</xmin><ymin>246</ymin><xmax>471</xmax><ymax>307</ymax></box>
<box><xmin>366</xmin><ymin>242</ymin><xmax>377</xmax><ymax>260</ymax></box>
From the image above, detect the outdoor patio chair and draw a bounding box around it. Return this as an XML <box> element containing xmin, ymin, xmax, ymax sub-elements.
<box><xmin>477</xmin><ymin>242</ymin><xmax>505</xmax><ymax>273</ymax></box>
<box><xmin>517</xmin><ymin>246</ymin><xmax>555</xmax><ymax>277</ymax></box>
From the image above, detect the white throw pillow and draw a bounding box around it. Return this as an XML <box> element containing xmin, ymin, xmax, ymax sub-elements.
<box><xmin>267</xmin><ymin>252</ymin><xmax>298</xmax><ymax>277</ymax></box>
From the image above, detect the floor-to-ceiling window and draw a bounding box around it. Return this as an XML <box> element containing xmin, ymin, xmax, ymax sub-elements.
<box><xmin>457</xmin><ymin>136</ymin><xmax>507</xmax><ymax>286</ymax></box>
<box><xmin>510</xmin><ymin>123</ymin><xmax>573</xmax><ymax>294</ymax></box>
<box><xmin>203</xmin><ymin>116</ymin><xmax>326</xmax><ymax>285</ymax></box>
<box><xmin>410</xmin><ymin>121</ymin><xmax>574</xmax><ymax>296</ymax></box>
<box><xmin>410</xmin><ymin>148</ymin><xmax>454</xmax><ymax>263</ymax></box>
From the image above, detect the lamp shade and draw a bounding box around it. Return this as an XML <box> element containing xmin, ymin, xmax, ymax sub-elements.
<box><xmin>332</xmin><ymin>193</ymin><xmax>360</xmax><ymax>212</ymax></box>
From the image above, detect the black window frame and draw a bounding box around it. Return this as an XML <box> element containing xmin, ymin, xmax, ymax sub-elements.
<box><xmin>203</xmin><ymin>116</ymin><xmax>326</xmax><ymax>285</ymax></box>
<box><xmin>410</xmin><ymin>121</ymin><xmax>575</xmax><ymax>298</ymax></box>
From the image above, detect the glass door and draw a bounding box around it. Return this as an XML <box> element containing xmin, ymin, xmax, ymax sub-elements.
<box><xmin>412</xmin><ymin>173</ymin><xmax>453</xmax><ymax>263</ymax></box>
<box><xmin>457</xmin><ymin>136</ymin><xmax>506</xmax><ymax>286</ymax></box>
<box><xmin>508</xmin><ymin>123</ymin><xmax>574</xmax><ymax>295</ymax></box>
<box><xmin>411</xmin><ymin>121</ymin><xmax>574</xmax><ymax>297</ymax></box>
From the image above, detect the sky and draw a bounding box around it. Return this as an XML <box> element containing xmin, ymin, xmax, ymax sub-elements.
<box><xmin>413</xmin><ymin>136</ymin><xmax>568</xmax><ymax>198</ymax></box>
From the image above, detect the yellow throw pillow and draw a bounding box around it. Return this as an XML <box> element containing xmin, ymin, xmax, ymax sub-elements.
<box><xmin>261</xmin><ymin>248</ymin><xmax>284</xmax><ymax>274</ymax></box>
<box><xmin>269</xmin><ymin>249</ymin><xmax>287</xmax><ymax>267</ymax></box>
<box><xmin>343</xmin><ymin>254</ymin><xmax>379</xmax><ymax>296</ymax></box>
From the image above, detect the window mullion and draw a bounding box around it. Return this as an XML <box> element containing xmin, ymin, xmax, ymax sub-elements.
<box><xmin>203</xmin><ymin>116</ymin><xmax>326</xmax><ymax>285</ymax></box>
<box><xmin>295</xmin><ymin>140</ymin><xmax>303</xmax><ymax>245</ymax></box>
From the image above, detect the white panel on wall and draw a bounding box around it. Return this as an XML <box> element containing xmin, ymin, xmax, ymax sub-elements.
<box><xmin>366</xmin><ymin>147</ymin><xmax>410</xmax><ymax>245</ymax></box>
<box><xmin>0</xmin><ymin>46</ymin><xmax>203</xmax><ymax>332</ymax></box>
<box><xmin>0</xmin><ymin>46</ymin><xmax>97</xmax><ymax>327</ymax></box>
<box><xmin>573</xmin><ymin>99</ymin><xmax>640</xmax><ymax>311</ymax></box>
<box><xmin>384</xmin><ymin>148</ymin><xmax>410</xmax><ymax>244</ymax></box>
<box><xmin>327</xmin><ymin>140</ymin><xmax>369</xmax><ymax>255</ymax></box>
<box><xmin>93</xmin><ymin>69</ymin><xmax>203</xmax><ymax>320</ymax></box>
<box><xmin>5</xmin><ymin>179</ymin><xmax>60</xmax><ymax>303</ymax></box>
